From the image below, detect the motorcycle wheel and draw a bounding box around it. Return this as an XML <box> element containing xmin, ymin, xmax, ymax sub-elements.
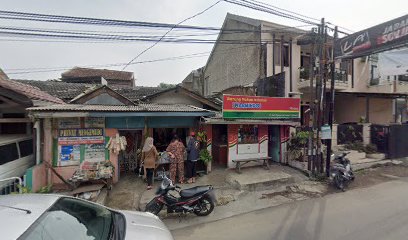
<box><xmin>145</xmin><ymin>199</ymin><xmax>163</xmax><ymax>215</ymax></box>
<box><xmin>193</xmin><ymin>195</ymin><xmax>215</xmax><ymax>216</ymax></box>
<box><xmin>334</xmin><ymin>174</ymin><xmax>345</xmax><ymax>192</ymax></box>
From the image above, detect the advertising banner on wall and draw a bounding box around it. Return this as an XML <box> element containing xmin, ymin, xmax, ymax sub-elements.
<box><xmin>58</xmin><ymin>128</ymin><xmax>104</xmax><ymax>145</ymax></box>
<box><xmin>59</xmin><ymin>145</ymin><xmax>80</xmax><ymax>166</ymax></box>
<box><xmin>85</xmin><ymin>144</ymin><xmax>106</xmax><ymax>162</ymax></box>
<box><xmin>223</xmin><ymin>95</ymin><xmax>300</xmax><ymax>119</ymax></box>
<box><xmin>335</xmin><ymin>14</ymin><xmax>408</xmax><ymax>59</ymax></box>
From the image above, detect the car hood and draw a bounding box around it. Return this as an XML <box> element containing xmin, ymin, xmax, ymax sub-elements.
<box><xmin>119</xmin><ymin>210</ymin><xmax>174</xmax><ymax>240</ymax></box>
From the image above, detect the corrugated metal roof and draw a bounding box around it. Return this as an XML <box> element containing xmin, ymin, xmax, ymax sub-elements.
<box><xmin>28</xmin><ymin>103</ymin><xmax>211</xmax><ymax>112</ymax></box>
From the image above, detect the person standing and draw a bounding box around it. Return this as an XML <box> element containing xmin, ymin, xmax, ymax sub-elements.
<box><xmin>186</xmin><ymin>132</ymin><xmax>200</xmax><ymax>183</ymax></box>
<box><xmin>166</xmin><ymin>135</ymin><xmax>186</xmax><ymax>184</ymax></box>
<box><xmin>141</xmin><ymin>137</ymin><xmax>158</xmax><ymax>190</ymax></box>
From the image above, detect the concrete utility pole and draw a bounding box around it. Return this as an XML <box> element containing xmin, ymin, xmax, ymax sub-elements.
<box><xmin>326</xmin><ymin>26</ymin><xmax>338</xmax><ymax>177</ymax></box>
<box><xmin>313</xmin><ymin>18</ymin><xmax>324</xmax><ymax>174</ymax></box>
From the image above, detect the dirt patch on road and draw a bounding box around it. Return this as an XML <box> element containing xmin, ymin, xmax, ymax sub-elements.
<box><xmin>105</xmin><ymin>173</ymin><xmax>146</xmax><ymax>210</ymax></box>
<box><xmin>262</xmin><ymin>164</ymin><xmax>408</xmax><ymax>200</ymax></box>
<box><xmin>349</xmin><ymin>164</ymin><xmax>408</xmax><ymax>190</ymax></box>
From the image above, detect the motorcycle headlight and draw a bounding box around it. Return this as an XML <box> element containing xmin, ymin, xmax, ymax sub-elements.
<box><xmin>331</xmin><ymin>173</ymin><xmax>336</xmax><ymax>177</ymax></box>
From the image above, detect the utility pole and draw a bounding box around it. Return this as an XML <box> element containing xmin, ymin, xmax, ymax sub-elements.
<box><xmin>326</xmin><ymin>26</ymin><xmax>338</xmax><ymax>177</ymax></box>
<box><xmin>315</xmin><ymin>18</ymin><xmax>325</xmax><ymax>174</ymax></box>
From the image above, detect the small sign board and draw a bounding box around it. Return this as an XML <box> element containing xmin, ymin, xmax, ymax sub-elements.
<box><xmin>321</xmin><ymin>124</ymin><xmax>332</xmax><ymax>140</ymax></box>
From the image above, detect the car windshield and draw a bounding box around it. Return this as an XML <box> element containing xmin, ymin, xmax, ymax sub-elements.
<box><xmin>18</xmin><ymin>197</ymin><xmax>113</xmax><ymax>240</ymax></box>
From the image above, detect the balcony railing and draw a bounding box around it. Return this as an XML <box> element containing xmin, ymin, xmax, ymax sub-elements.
<box><xmin>298</xmin><ymin>68</ymin><xmax>349</xmax><ymax>90</ymax></box>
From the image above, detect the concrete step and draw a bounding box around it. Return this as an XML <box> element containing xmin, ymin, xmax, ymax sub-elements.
<box><xmin>226</xmin><ymin>168</ymin><xmax>295</xmax><ymax>192</ymax></box>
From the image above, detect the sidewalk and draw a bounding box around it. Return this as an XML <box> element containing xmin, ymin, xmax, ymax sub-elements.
<box><xmin>137</xmin><ymin>164</ymin><xmax>328</xmax><ymax>231</ymax></box>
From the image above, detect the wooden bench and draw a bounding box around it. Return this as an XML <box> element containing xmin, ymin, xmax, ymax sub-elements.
<box><xmin>232</xmin><ymin>157</ymin><xmax>272</xmax><ymax>173</ymax></box>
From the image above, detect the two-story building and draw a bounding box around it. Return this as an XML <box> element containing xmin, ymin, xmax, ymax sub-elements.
<box><xmin>191</xmin><ymin>13</ymin><xmax>407</xmax><ymax>125</ymax></box>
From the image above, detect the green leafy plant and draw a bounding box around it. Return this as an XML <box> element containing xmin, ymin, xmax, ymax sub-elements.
<box><xmin>299</xmin><ymin>67</ymin><xmax>310</xmax><ymax>80</ymax></box>
<box><xmin>15</xmin><ymin>184</ymin><xmax>53</xmax><ymax>194</ymax></box>
<box><xmin>288</xmin><ymin>131</ymin><xmax>310</xmax><ymax>161</ymax></box>
<box><xmin>197</xmin><ymin>131</ymin><xmax>207</xmax><ymax>143</ymax></box>
<box><xmin>344</xmin><ymin>141</ymin><xmax>365</xmax><ymax>152</ymax></box>
<box><xmin>364</xmin><ymin>144</ymin><xmax>378</xmax><ymax>154</ymax></box>
<box><xmin>16</xmin><ymin>184</ymin><xmax>31</xmax><ymax>194</ymax></box>
<box><xmin>199</xmin><ymin>149</ymin><xmax>212</xmax><ymax>165</ymax></box>
<box><xmin>37</xmin><ymin>184</ymin><xmax>53</xmax><ymax>193</ymax></box>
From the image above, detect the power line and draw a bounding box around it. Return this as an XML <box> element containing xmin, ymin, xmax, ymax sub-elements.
<box><xmin>6</xmin><ymin>53</ymin><xmax>210</xmax><ymax>75</ymax></box>
<box><xmin>0</xmin><ymin>10</ymin><xmax>221</xmax><ymax>31</ymax></box>
<box><xmin>122</xmin><ymin>1</ymin><xmax>221</xmax><ymax>70</ymax></box>
<box><xmin>243</xmin><ymin>0</ymin><xmax>320</xmax><ymax>22</ymax></box>
<box><xmin>223</xmin><ymin>0</ymin><xmax>319</xmax><ymax>25</ymax></box>
<box><xmin>4</xmin><ymin>44</ymin><xmax>261</xmax><ymax>74</ymax></box>
<box><xmin>225</xmin><ymin>0</ymin><xmax>354</xmax><ymax>34</ymax></box>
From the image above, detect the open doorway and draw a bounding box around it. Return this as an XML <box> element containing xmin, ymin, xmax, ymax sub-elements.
<box><xmin>268</xmin><ymin>125</ymin><xmax>280</xmax><ymax>162</ymax></box>
<box><xmin>118</xmin><ymin>130</ymin><xmax>143</xmax><ymax>176</ymax></box>
<box><xmin>212</xmin><ymin>124</ymin><xmax>228</xmax><ymax>167</ymax></box>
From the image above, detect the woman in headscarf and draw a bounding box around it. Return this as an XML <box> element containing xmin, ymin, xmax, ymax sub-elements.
<box><xmin>166</xmin><ymin>135</ymin><xmax>186</xmax><ymax>184</ymax></box>
<box><xmin>141</xmin><ymin>137</ymin><xmax>158</xmax><ymax>190</ymax></box>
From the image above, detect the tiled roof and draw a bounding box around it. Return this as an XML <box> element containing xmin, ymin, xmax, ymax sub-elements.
<box><xmin>28</xmin><ymin>103</ymin><xmax>211</xmax><ymax>112</ymax></box>
<box><xmin>116</xmin><ymin>86</ymin><xmax>163</xmax><ymax>101</ymax></box>
<box><xmin>0</xmin><ymin>78</ymin><xmax>64</xmax><ymax>104</ymax></box>
<box><xmin>61</xmin><ymin>67</ymin><xmax>134</xmax><ymax>81</ymax></box>
<box><xmin>15</xmin><ymin>80</ymin><xmax>163</xmax><ymax>102</ymax></box>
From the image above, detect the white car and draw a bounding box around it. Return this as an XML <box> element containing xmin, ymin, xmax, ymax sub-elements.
<box><xmin>0</xmin><ymin>135</ymin><xmax>35</xmax><ymax>180</ymax></box>
<box><xmin>0</xmin><ymin>194</ymin><xmax>174</xmax><ymax>240</ymax></box>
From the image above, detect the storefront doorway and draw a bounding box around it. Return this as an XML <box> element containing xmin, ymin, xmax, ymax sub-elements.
<box><xmin>118</xmin><ymin>130</ymin><xmax>143</xmax><ymax>175</ymax></box>
<box><xmin>153</xmin><ymin>128</ymin><xmax>188</xmax><ymax>152</ymax></box>
<box><xmin>268</xmin><ymin>125</ymin><xmax>280</xmax><ymax>162</ymax></box>
<box><xmin>212</xmin><ymin>124</ymin><xmax>228</xmax><ymax>167</ymax></box>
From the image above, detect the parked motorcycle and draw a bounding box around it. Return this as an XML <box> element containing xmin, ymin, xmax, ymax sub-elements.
<box><xmin>330</xmin><ymin>152</ymin><xmax>355</xmax><ymax>191</ymax></box>
<box><xmin>145</xmin><ymin>172</ymin><xmax>215</xmax><ymax>217</ymax></box>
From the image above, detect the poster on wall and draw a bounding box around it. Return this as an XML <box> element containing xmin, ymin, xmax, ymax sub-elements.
<box><xmin>85</xmin><ymin>144</ymin><xmax>106</xmax><ymax>162</ymax></box>
<box><xmin>59</xmin><ymin>145</ymin><xmax>80</xmax><ymax>166</ymax></box>
<box><xmin>85</xmin><ymin>117</ymin><xmax>105</xmax><ymax>128</ymax></box>
<box><xmin>58</xmin><ymin>118</ymin><xmax>80</xmax><ymax>129</ymax></box>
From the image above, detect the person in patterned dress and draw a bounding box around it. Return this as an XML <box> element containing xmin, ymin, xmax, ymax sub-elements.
<box><xmin>166</xmin><ymin>135</ymin><xmax>186</xmax><ymax>184</ymax></box>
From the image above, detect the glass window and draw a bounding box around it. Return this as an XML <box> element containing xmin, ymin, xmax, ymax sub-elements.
<box><xmin>18</xmin><ymin>139</ymin><xmax>33</xmax><ymax>158</ymax></box>
<box><xmin>19</xmin><ymin>197</ymin><xmax>113</xmax><ymax>240</ymax></box>
<box><xmin>238</xmin><ymin>125</ymin><xmax>258</xmax><ymax>144</ymax></box>
<box><xmin>0</xmin><ymin>143</ymin><xmax>19</xmax><ymax>165</ymax></box>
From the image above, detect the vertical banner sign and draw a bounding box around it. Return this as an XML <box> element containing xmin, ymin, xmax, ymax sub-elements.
<box><xmin>335</xmin><ymin>14</ymin><xmax>408</xmax><ymax>59</ymax></box>
<box><xmin>223</xmin><ymin>95</ymin><xmax>300</xmax><ymax>119</ymax></box>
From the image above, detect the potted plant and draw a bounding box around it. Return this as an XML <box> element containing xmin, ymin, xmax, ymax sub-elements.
<box><xmin>197</xmin><ymin>131</ymin><xmax>212</xmax><ymax>173</ymax></box>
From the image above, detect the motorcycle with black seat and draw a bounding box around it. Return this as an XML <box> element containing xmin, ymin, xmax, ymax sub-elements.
<box><xmin>145</xmin><ymin>171</ymin><xmax>215</xmax><ymax>217</ymax></box>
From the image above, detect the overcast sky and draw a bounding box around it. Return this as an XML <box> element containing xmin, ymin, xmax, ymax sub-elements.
<box><xmin>0</xmin><ymin>0</ymin><xmax>406</xmax><ymax>86</ymax></box>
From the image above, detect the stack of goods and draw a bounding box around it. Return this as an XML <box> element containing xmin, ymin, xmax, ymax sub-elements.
<box><xmin>69</xmin><ymin>161</ymin><xmax>114</xmax><ymax>183</ymax></box>
<box><xmin>106</xmin><ymin>133</ymin><xmax>127</xmax><ymax>154</ymax></box>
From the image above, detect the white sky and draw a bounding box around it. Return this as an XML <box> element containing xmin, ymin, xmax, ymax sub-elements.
<box><xmin>0</xmin><ymin>0</ymin><xmax>406</xmax><ymax>86</ymax></box>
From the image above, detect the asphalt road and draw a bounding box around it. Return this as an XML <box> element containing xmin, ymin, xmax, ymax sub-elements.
<box><xmin>172</xmin><ymin>179</ymin><xmax>408</xmax><ymax>240</ymax></box>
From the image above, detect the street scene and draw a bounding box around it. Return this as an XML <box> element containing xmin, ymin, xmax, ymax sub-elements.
<box><xmin>0</xmin><ymin>0</ymin><xmax>407</xmax><ymax>239</ymax></box>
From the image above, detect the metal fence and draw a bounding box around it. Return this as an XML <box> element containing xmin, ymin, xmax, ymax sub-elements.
<box><xmin>337</xmin><ymin>123</ymin><xmax>363</xmax><ymax>145</ymax></box>
<box><xmin>388</xmin><ymin>124</ymin><xmax>408</xmax><ymax>159</ymax></box>
<box><xmin>370</xmin><ymin>124</ymin><xmax>390</xmax><ymax>153</ymax></box>
<box><xmin>0</xmin><ymin>177</ymin><xmax>23</xmax><ymax>195</ymax></box>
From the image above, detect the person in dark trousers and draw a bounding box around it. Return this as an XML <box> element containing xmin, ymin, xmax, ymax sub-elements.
<box><xmin>186</xmin><ymin>132</ymin><xmax>200</xmax><ymax>184</ymax></box>
<box><xmin>141</xmin><ymin>137</ymin><xmax>158</xmax><ymax>190</ymax></box>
